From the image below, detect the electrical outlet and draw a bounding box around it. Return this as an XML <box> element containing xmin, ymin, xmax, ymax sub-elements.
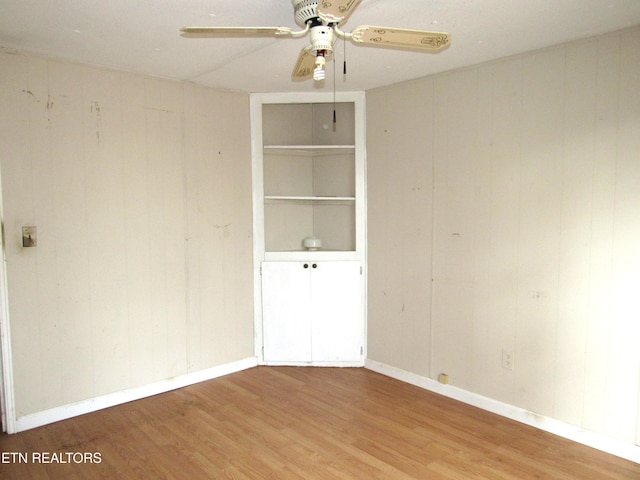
<box><xmin>502</xmin><ymin>349</ymin><xmax>514</xmax><ymax>371</ymax></box>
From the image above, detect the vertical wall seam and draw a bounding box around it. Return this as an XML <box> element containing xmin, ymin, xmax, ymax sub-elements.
<box><xmin>428</xmin><ymin>78</ymin><xmax>437</xmax><ymax>380</ymax></box>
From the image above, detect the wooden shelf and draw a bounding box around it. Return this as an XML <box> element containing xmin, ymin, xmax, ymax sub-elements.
<box><xmin>264</xmin><ymin>145</ymin><xmax>355</xmax><ymax>156</ymax></box>
<box><xmin>264</xmin><ymin>196</ymin><xmax>355</xmax><ymax>204</ymax></box>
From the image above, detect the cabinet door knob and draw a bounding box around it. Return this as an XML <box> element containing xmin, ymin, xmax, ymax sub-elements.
<box><xmin>312</xmin><ymin>263</ymin><xmax>317</xmax><ymax>269</ymax></box>
<box><xmin>303</xmin><ymin>263</ymin><xmax>309</xmax><ymax>269</ymax></box>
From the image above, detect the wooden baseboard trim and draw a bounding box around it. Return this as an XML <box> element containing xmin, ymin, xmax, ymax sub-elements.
<box><xmin>12</xmin><ymin>356</ymin><xmax>258</xmax><ymax>433</ymax></box>
<box><xmin>364</xmin><ymin>359</ymin><xmax>640</xmax><ymax>464</ymax></box>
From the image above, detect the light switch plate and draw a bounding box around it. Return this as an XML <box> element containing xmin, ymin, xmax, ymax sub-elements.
<box><xmin>22</xmin><ymin>226</ymin><xmax>37</xmax><ymax>247</ymax></box>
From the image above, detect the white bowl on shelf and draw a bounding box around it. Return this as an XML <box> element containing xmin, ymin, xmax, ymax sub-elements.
<box><xmin>302</xmin><ymin>236</ymin><xmax>322</xmax><ymax>251</ymax></box>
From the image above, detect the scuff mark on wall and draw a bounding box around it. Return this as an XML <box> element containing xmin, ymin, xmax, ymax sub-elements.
<box><xmin>214</xmin><ymin>223</ymin><xmax>232</xmax><ymax>239</ymax></box>
<box><xmin>529</xmin><ymin>290</ymin><xmax>547</xmax><ymax>301</ymax></box>
<box><xmin>90</xmin><ymin>100</ymin><xmax>103</xmax><ymax>146</ymax></box>
<box><xmin>23</xmin><ymin>90</ymin><xmax>54</xmax><ymax>123</ymax></box>
<box><xmin>22</xmin><ymin>89</ymin><xmax>40</xmax><ymax>103</ymax></box>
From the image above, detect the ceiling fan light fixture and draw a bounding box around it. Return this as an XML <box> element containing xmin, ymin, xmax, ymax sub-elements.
<box><xmin>313</xmin><ymin>55</ymin><xmax>326</xmax><ymax>81</ymax></box>
<box><xmin>310</xmin><ymin>24</ymin><xmax>334</xmax><ymax>56</ymax></box>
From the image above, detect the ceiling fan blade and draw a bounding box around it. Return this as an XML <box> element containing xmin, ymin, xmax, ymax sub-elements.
<box><xmin>317</xmin><ymin>0</ymin><xmax>362</xmax><ymax>24</ymax></box>
<box><xmin>292</xmin><ymin>47</ymin><xmax>316</xmax><ymax>81</ymax></box>
<box><xmin>349</xmin><ymin>26</ymin><xmax>451</xmax><ymax>51</ymax></box>
<box><xmin>181</xmin><ymin>26</ymin><xmax>294</xmax><ymax>37</ymax></box>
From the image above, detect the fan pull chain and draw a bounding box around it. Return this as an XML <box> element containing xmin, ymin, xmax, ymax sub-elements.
<box><xmin>343</xmin><ymin>35</ymin><xmax>347</xmax><ymax>76</ymax></box>
<box><xmin>333</xmin><ymin>52</ymin><xmax>337</xmax><ymax>131</ymax></box>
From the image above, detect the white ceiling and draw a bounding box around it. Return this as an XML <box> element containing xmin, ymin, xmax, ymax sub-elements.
<box><xmin>2</xmin><ymin>0</ymin><xmax>640</xmax><ymax>94</ymax></box>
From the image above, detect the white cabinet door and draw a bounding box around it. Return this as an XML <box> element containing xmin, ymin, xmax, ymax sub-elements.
<box><xmin>310</xmin><ymin>262</ymin><xmax>363</xmax><ymax>362</ymax></box>
<box><xmin>262</xmin><ymin>262</ymin><xmax>312</xmax><ymax>362</ymax></box>
<box><xmin>261</xmin><ymin>261</ymin><xmax>363</xmax><ymax>364</ymax></box>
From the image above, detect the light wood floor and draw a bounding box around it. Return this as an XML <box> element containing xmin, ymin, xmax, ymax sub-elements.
<box><xmin>1</xmin><ymin>366</ymin><xmax>639</xmax><ymax>479</ymax></box>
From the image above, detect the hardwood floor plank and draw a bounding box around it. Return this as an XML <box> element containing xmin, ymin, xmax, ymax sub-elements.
<box><xmin>1</xmin><ymin>366</ymin><xmax>639</xmax><ymax>479</ymax></box>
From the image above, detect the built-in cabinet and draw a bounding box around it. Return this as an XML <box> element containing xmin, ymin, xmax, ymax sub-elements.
<box><xmin>261</xmin><ymin>261</ymin><xmax>363</xmax><ymax>363</ymax></box>
<box><xmin>251</xmin><ymin>92</ymin><xmax>366</xmax><ymax>366</ymax></box>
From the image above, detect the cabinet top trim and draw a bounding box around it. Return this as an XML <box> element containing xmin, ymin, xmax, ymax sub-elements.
<box><xmin>251</xmin><ymin>91</ymin><xmax>365</xmax><ymax>105</ymax></box>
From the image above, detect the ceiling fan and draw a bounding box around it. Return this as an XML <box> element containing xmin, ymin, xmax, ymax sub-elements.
<box><xmin>181</xmin><ymin>0</ymin><xmax>451</xmax><ymax>83</ymax></box>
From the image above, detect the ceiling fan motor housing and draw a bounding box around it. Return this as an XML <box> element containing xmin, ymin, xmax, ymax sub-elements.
<box><xmin>292</xmin><ymin>0</ymin><xmax>320</xmax><ymax>27</ymax></box>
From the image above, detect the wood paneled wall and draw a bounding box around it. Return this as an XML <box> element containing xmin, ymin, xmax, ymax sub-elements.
<box><xmin>367</xmin><ymin>27</ymin><xmax>640</xmax><ymax>445</ymax></box>
<box><xmin>0</xmin><ymin>52</ymin><xmax>254</xmax><ymax>418</ymax></box>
